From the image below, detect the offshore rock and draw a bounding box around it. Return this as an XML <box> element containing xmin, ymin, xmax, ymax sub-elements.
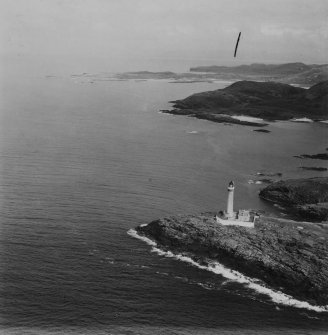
<box><xmin>137</xmin><ymin>213</ymin><xmax>328</xmax><ymax>305</ymax></box>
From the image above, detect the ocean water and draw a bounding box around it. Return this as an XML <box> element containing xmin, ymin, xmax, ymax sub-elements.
<box><xmin>0</xmin><ymin>68</ymin><xmax>328</xmax><ymax>334</ymax></box>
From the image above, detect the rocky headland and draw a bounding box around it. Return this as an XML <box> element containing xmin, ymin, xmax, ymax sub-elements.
<box><xmin>136</xmin><ymin>178</ymin><xmax>328</xmax><ymax>307</ymax></box>
<box><xmin>137</xmin><ymin>213</ymin><xmax>328</xmax><ymax>306</ymax></box>
<box><xmin>165</xmin><ymin>80</ymin><xmax>328</xmax><ymax>125</ymax></box>
<box><xmin>259</xmin><ymin>177</ymin><xmax>328</xmax><ymax>222</ymax></box>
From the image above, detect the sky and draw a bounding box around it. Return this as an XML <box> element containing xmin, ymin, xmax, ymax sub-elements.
<box><xmin>1</xmin><ymin>0</ymin><xmax>328</xmax><ymax>73</ymax></box>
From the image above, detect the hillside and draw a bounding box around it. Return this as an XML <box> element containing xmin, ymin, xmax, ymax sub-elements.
<box><xmin>165</xmin><ymin>80</ymin><xmax>328</xmax><ymax>124</ymax></box>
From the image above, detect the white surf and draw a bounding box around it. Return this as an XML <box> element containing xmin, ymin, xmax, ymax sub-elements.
<box><xmin>128</xmin><ymin>228</ymin><xmax>328</xmax><ymax>313</ymax></box>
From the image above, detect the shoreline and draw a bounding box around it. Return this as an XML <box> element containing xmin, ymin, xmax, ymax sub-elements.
<box><xmin>168</xmin><ymin>80</ymin><xmax>327</xmax><ymax>126</ymax></box>
<box><xmin>133</xmin><ymin>213</ymin><xmax>328</xmax><ymax>308</ymax></box>
<box><xmin>128</xmin><ymin>227</ymin><xmax>328</xmax><ymax>313</ymax></box>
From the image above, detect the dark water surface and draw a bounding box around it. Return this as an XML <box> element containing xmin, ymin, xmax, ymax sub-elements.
<box><xmin>0</xmin><ymin>72</ymin><xmax>327</xmax><ymax>334</ymax></box>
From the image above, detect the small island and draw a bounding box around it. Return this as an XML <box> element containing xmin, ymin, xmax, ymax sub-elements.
<box><xmin>135</xmin><ymin>180</ymin><xmax>328</xmax><ymax>307</ymax></box>
<box><xmin>164</xmin><ymin>80</ymin><xmax>328</xmax><ymax>125</ymax></box>
<box><xmin>253</xmin><ymin>129</ymin><xmax>271</xmax><ymax>133</ymax></box>
<box><xmin>295</xmin><ymin>153</ymin><xmax>328</xmax><ymax>160</ymax></box>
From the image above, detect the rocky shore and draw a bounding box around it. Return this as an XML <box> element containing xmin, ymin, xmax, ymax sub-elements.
<box><xmin>295</xmin><ymin>153</ymin><xmax>328</xmax><ymax>160</ymax></box>
<box><xmin>137</xmin><ymin>213</ymin><xmax>328</xmax><ymax>306</ymax></box>
<box><xmin>259</xmin><ymin>177</ymin><xmax>328</xmax><ymax>222</ymax></box>
<box><xmin>165</xmin><ymin>80</ymin><xmax>328</xmax><ymax>125</ymax></box>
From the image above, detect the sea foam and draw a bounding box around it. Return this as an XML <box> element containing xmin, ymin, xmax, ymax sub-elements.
<box><xmin>128</xmin><ymin>228</ymin><xmax>328</xmax><ymax>313</ymax></box>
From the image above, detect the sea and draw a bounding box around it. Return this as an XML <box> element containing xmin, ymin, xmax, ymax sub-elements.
<box><xmin>0</xmin><ymin>59</ymin><xmax>328</xmax><ymax>334</ymax></box>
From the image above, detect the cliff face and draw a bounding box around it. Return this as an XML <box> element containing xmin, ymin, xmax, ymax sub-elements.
<box><xmin>168</xmin><ymin>80</ymin><xmax>328</xmax><ymax>123</ymax></box>
<box><xmin>137</xmin><ymin>214</ymin><xmax>328</xmax><ymax>305</ymax></box>
<box><xmin>259</xmin><ymin>177</ymin><xmax>328</xmax><ymax>221</ymax></box>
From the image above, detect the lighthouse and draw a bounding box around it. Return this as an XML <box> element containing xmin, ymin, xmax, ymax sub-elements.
<box><xmin>216</xmin><ymin>181</ymin><xmax>258</xmax><ymax>227</ymax></box>
<box><xmin>226</xmin><ymin>181</ymin><xmax>235</xmax><ymax>218</ymax></box>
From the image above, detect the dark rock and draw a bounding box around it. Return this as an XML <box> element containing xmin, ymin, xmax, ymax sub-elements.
<box><xmin>169</xmin><ymin>80</ymin><xmax>327</xmax><ymax>124</ymax></box>
<box><xmin>137</xmin><ymin>213</ymin><xmax>328</xmax><ymax>305</ymax></box>
<box><xmin>296</xmin><ymin>204</ymin><xmax>328</xmax><ymax>221</ymax></box>
<box><xmin>259</xmin><ymin>177</ymin><xmax>328</xmax><ymax>222</ymax></box>
<box><xmin>257</xmin><ymin>172</ymin><xmax>282</xmax><ymax>177</ymax></box>
<box><xmin>299</xmin><ymin>167</ymin><xmax>328</xmax><ymax>171</ymax></box>
<box><xmin>253</xmin><ymin>129</ymin><xmax>271</xmax><ymax>133</ymax></box>
<box><xmin>258</xmin><ymin>178</ymin><xmax>274</xmax><ymax>184</ymax></box>
<box><xmin>296</xmin><ymin>153</ymin><xmax>328</xmax><ymax>160</ymax></box>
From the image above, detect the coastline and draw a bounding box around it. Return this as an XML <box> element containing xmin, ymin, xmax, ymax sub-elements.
<box><xmin>160</xmin><ymin>109</ymin><xmax>269</xmax><ymax>127</ymax></box>
<box><xmin>166</xmin><ymin>80</ymin><xmax>328</xmax><ymax>126</ymax></box>
<box><xmin>132</xmin><ymin>213</ymin><xmax>328</xmax><ymax>309</ymax></box>
<box><xmin>128</xmin><ymin>226</ymin><xmax>328</xmax><ymax>313</ymax></box>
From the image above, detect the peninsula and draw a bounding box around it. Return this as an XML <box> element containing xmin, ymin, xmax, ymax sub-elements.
<box><xmin>163</xmin><ymin>80</ymin><xmax>328</xmax><ymax>125</ymax></box>
<box><xmin>136</xmin><ymin>180</ymin><xmax>328</xmax><ymax>307</ymax></box>
<box><xmin>137</xmin><ymin>213</ymin><xmax>328</xmax><ymax>306</ymax></box>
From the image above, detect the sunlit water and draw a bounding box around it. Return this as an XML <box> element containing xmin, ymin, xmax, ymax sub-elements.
<box><xmin>0</xmin><ymin>69</ymin><xmax>327</xmax><ymax>334</ymax></box>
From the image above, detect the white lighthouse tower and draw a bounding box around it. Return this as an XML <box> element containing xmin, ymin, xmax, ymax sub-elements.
<box><xmin>216</xmin><ymin>180</ymin><xmax>258</xmax><ymax>228</ymax></box>
<box><xmin>226</xmin><ymin>181</ymin><xmax>235</xmax><ymax>218</ymax></box>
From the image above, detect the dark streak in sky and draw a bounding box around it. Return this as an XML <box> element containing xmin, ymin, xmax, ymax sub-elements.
<box><xmin>234</xmin><ymin>32</ymin><xmax>241</xmax><ymax>57</ymax></box>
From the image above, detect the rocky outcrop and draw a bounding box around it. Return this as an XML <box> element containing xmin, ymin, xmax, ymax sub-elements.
<box><xmin>299</xmin><ymin>167</ymin><xmax>327</xmax><ymax>171</ymax></box>
<box><xmin>253</xmin><ymin>129</ymin><xmax>271</xmax><ymax>133</ymax></box>
<box><xmin>137</xmin><ymin>213</ymin><xmax>328</xmax><ymax>305</ymax></box>
<box><xmin>259</xmin><ymin>177</ymin><xmax>328</xmax><ymax>221</ymax></box>
<box><xmin>296</xmin><ymin>153</ymin><xmax>328</xmax><ymax>160</ymax></box>
<box><xmin>166</xmin><ymin>80</ymin><xmax>328</xmax><ymax>123</ymax></box>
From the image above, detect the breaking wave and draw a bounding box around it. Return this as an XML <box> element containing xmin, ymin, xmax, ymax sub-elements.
<box><xmin>128</xmin><ymin>228</ymin><xmax>328</xmax><ymax>313</ymax></box>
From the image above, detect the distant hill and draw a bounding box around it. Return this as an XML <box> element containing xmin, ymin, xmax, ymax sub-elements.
<box><xmin>190</xmin><ymin>63</ymin><xmax>328</xmax><ymax>86</ymax></box>
<box><xmin>116</xmin><ymin>71</ymin><xmax>177</xmax><ymax>79</ymax></box>
<box><xmin>111</xmin><ymin>63</ymin><xmax>328</xmax><ymax>86</ymax></box>
<box><xmin>190</xmin><ymin>62</ymin><xmax>314</xmax><ymax>74</ymax></box>
<box><xmin>165</xmin><ymin>80</ymin><xmax>328</xmax><ymax>124</ymax></box>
